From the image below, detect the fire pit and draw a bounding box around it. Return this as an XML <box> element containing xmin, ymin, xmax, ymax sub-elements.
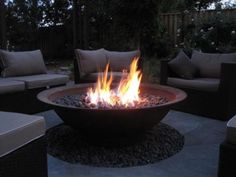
<box><xmin>38</xmin><ymin>84</ymin><xmax>186</xmax><ymax>136</ymax></box>
<box><xmin>38</xmin><ymin>59</ymin><xmax>186</xmax><ymax>137</ymax></box>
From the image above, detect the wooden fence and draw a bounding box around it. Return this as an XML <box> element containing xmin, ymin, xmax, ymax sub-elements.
<box><xmin>160</xmin><ymin>9</ymin><xmax>236</xmax><ymax>45</ymax></box>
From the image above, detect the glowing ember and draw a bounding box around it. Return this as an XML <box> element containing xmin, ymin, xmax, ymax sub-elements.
<box><xmin>86</xmin><ymin>58</ymin><xmax>144</xmax><ymax>107</ymax></box>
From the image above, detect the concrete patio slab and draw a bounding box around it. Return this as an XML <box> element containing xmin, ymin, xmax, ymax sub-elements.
<box><xmin>37</xmin><ymin>110</ymin><xmax>226</xmax><ymax>177</ymax></box>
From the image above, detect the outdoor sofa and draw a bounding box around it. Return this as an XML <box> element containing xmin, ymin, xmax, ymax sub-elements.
<box><xmin>160</xmin><ymin>50</ymin><xmax>236</xmax><ymax>121</ymax></box>
<box><xmin>74</xmin><ymin>48</ymin><xmax>141</xmax><ymax>83</ymax></box>
<box><xmin>0</xmin><ymin>49</ymin><xmax>69</xmax><ymax>114</ymax></box>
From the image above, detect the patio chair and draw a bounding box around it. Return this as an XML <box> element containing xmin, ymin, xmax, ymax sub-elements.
<box><xmin>160</xmin><ymin>50</ymin><xmax>236</xmax><ymax>121</ymax></box>
<box><xmin>0</xmin><ymin>49</ymin><xmax>69</xmax><ymax>113</ymax></box>
<box><xmin>0</xmin><ymin>111</ymin><xmax>47</xmax><ymax>177</ymax></box>
<box><xmin>74</xmin><ymin>48</ymin><xmax>141</xmax><ymax>83</ymax></box>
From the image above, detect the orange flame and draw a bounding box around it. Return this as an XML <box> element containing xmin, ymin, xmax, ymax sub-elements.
<box><xmin>86</xmin><ymin>57</ymin><xmax>142</xmax><ymax>107</ymax></box>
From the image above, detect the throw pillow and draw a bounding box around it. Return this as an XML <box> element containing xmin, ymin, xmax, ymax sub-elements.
<box><xmin>0</xmin><ymin>50</ymin><xmax>47</xmax><ymax>77</ymax></box>
<box><xmin>168</xmin><ymin>50</ymin><xmax>197</xmax><ymax>79</ymax></box>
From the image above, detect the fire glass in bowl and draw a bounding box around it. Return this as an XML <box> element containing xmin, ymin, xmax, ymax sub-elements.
<box><xmin>37</xmin><ymin>84</ymin><xmax>187</xmax><ymax>137</ymax></box>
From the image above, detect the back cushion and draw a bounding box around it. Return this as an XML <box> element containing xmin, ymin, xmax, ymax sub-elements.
<box><xmin>105</xmin><ymin>50</ymin><xmax>141</xmax><ymax>72</ymax></box>
<box><xmin>191</xmin><ymin>50</ymin><xmax>236</xmax><ymax>78</ymax></box>
<box><xmin>75</xmin><ymin>48</ymin><xmax>107</xmax><ymax>75</ymax></box>
<box><xmin>0</xmin><ymin>50</ymin><xmax>47</xmax><ymax>77</ymax></box>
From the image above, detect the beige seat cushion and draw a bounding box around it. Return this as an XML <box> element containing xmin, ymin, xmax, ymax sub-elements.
<box><xmin>0</xmin><ymin>111</ymin><xmax>45</xmax><ymax>157</ymax></box>
<box><xmin>0</xmin><ymin>50</ymin><xmax>47</xmax><ymax>77</ymax></box>
<box><xmin>105</xmin><ymin>50</ymin><xmax>140</xmax><ymax>72</ymax></box>
<box><xmin>75</xmin><ymin>48</ymin><xmax>107</xmax><ymax>75</ymax></box>
<box><xmin>226</xmin><ymin>115</ymin><xmax>236</xmax><ymax>145</ymax></box>
<box><xmin>82</xmin><ymin>72</ymin><xmax>127</xmax><ymax>82</ymax></box>
<box><xmin>9</xmin><ymin>74</ymin><xmax>69</xmax><ymax>89</ymax></box>
<box><xmin>191</xmin><ymin>50</ymin><xmax>236</xmax><ymax>78</ymax></box>
<box><xmin>0</xmin><ymin>79</ymin><xmax>25</xmax><ymax>94</ymax></box>
<box><xmin>167</xmin><ymin>77</ymin><xmax>220</xmax><ymax>92</ymax></box>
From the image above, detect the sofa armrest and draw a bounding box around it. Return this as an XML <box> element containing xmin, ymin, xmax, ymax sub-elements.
<box><xmin>219</xmin><ymin>62</ymin><xmax>236</xmax><ymax>91</ymax></box>
<box><xmin>160</xmin><ymin>59</ymin><xmax>171</xmax><ymax>85</ymax></box>
<box><xmin>219</xmin><ymin>63</ymin><xmax>236</xmax><ymax>119</ymax></box>
<box><xmin>138</xmin><ymin>57</ymin><xmax>143</xmax><ymax>72</ymax></box>
<box><xmin>73</xmin><ymin>57</ymin><xmax>80</xmax><ymax>84</ymax></box>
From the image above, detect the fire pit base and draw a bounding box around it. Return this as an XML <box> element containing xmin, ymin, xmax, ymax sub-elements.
<box><xmin>46</xmin><ymin>122</ymin><xmax>184</xmax><ymax>167</ymax></box>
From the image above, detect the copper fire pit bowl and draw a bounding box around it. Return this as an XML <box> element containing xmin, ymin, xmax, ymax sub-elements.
<box><xmin>38</xmin><ymin>84</ymin><xmax>186</xmax><ymax>137</ymax></box>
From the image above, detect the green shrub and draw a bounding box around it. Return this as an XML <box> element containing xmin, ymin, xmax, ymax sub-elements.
<box><xmin>180</xmin><ymin>11</ymin><xmax>236</xmax><ymax>53</ymax></box>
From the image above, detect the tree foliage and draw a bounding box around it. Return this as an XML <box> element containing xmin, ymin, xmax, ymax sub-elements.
<box><xmin>5</xmin><ymin>0</ymin><xmax>40</xmax><ymax>49</ymax></box>
<box><xmin>160</xmin><ymin>0</ymin><xmax>221</xmax><ymax>12</ymax></box>
<box><xmin>5</xmin><ymin>0</ymin><xmax>73</xmax><ymax>50</ymax></box>
<box><xmin>0</xmin><ymin>0</ymin><xmax>6</xmax><ymax>49</ymax></box>
<box><xmin>110</xmin><ymin>0</ymin><xmax>161</xmax><ymax>51</ymax></box>
<box><xmin>182</xmin><ymin>12</ymin><xmax>236</xmax><ymax>53</ymax></box>
<box><xmin>3</xmin><ymin>0</ymin><xmax>232</xmax><ymax>58</ymax></box>
<box><xmin>38</xmin><ymin>0</ymin><xmax>72</xmax><ymax>26</ymax></box>
<box><xmin>78</xmin><ymin>0</ymin><xmax>161</xmax><ymax>54</ymax></box>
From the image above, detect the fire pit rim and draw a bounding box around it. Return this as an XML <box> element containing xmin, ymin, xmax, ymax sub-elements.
<box><xmin>37</xmin><ymin>83</ymin><xmax>187</xmax><ymax>111</ymax></box>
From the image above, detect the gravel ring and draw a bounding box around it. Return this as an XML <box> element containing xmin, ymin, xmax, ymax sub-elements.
<box><xmin>46</xmin><ymin>123</ymin><xmax>184</xmax><ymax>167</ymax></box>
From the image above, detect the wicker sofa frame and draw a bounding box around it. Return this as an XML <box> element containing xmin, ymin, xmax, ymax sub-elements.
<box><xmin>218</xmin><ymin>115</ymin><xmax>236</xmax><ymax>177</ymax></box>
<box><xmin>218</xmin><ymin>140</ymin><xmax>236</xmax><ymax>177</ymax></box>
<box><xmin>0</xmin><ymin>50</ymin><xmax>69</xmax><ymax>114</ymax></box>
<box><xmin>0</xmin><ymin>136</ymin><xmax>47</xmax><ymax>177</ymax></box>
<box><xmin>0</xmin><ymin>84</ymin><xmax>66</xmax><ymax>114</ymax></box>
<box><xmin>160</xmin><ymin>59</ymin><xmax>236</xmax><ymax>121</ymax></box>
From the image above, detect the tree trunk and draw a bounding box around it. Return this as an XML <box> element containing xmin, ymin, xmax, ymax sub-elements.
<box><xmin>73</xmin><ymin>0</ymin><xmax>78</xmax><ymax>49</ymax></box>
<box><xmin>83</xmin><ymin>1</ymin><xmax>89</xmax><ymax>49</ymax></box>
<box><xmin>180</xmin><ymin>11</ymin><xmax>185</xmax><ymax>43</ymax></box>
<box><xmin>0</xmin><ymin>0</ymin><xmax>6</xmax><ymax>49</ymax></box>
<box><xmin>32</xmin><ymin>0</ymin><xmax>38</xmax><ymax>50</ymax></box>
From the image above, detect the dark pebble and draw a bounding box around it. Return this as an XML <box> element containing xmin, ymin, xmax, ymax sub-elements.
<box><xmin>46</xmin><ymin>123</ymin><xmax>184</xmax><ymax>167</ymax></box>
<box><xmin>53</xmin><ymin>93</ymin><xmax>169</xmax><ymax>109</ymax></box>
